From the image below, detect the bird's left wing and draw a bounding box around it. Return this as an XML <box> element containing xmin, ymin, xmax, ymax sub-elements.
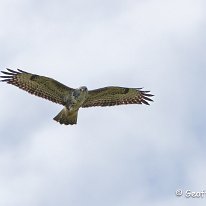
<box><xmin>0</xmin><ymin>68</ymin><xmax>74</xmax><ymax>105</ymax></box>
<box><xmin>82</xmin><ymin>86</ymin><xmax>154</xmax><ymax>107</ymax></box>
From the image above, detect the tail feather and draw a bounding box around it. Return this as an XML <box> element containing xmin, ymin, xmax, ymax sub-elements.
<box><xmin>53</xmin><ymin>107</ymin><xmax>78</xmax><ymax>125</ymax></box>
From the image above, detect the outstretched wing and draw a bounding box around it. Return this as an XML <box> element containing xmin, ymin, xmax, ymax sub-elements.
<box><xmin>82</xmin><ymin>86</ymin><xmax>154</xmax><ymax>108</ymax></box>
<box><xmin>0</xmin><ymin>68</ymin><xmax>74</xmax><ymax>105</ymax></box>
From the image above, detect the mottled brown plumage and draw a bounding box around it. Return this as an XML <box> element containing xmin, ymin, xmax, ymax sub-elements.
<box><xmin>0</xmin><ymin>68</ymin><xmax>154</xmax><ymax>125</ymax></box>
<box><xmin>1</xmin><ymin>69</ymin><xmax>74</xmax><ymax>105</ymax></box>
<box><xmin>82</xmin><ymin>87</ymin><xmax>153</xmax><ymax>107</ymax></box>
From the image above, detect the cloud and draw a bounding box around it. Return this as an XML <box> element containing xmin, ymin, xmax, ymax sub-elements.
<box><xmin>0</xmin><ymin>0</ymin><xmax>206</xmax><ymax>206</ymax></box>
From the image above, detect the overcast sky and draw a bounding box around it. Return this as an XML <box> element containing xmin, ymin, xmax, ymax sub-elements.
<box><xmin>0</xmin><ymin>0</ymin><xmax>206</xmax><ymax>205</ymax></box>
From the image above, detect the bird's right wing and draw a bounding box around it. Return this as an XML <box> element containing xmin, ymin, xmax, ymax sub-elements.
<box><xmin>82</xmin><ymin>86</ymin><xmax>153</xmax><ymax>107</ymax></box>
<box><xmin>0</xmin><ymin>68</ymin><xmax>74</xmax><ymax>105</ymax></box>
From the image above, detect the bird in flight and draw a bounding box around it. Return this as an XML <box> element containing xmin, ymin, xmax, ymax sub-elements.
<box><xmin>0</xmin><ymin>69</ymin><xmax>154</xmax><ymax>125</ymax></box>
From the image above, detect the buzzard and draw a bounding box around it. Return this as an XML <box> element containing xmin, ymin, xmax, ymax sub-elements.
<box><xmin>0</xmin><ymin>69</ymin><xmax>154</xmax><ymax>125</ymax></box>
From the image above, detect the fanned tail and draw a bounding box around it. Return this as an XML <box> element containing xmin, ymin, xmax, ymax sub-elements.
<box><xmin>53</xmin><ymin>107</ymin><xmax>78</xmax><ymax>125</ymax></box>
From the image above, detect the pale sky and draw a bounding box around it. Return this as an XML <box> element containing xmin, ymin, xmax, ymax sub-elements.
<box><xmin>0</xmin><ymin>0</ymin><xmax>206</xmax><ymax>206</ymax></box>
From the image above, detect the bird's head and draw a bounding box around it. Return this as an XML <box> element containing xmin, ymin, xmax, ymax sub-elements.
<box><xmin>73</xmin><ymin>86</ymin><xmax>88</xmax><ymax>99</ymax></box>
<box><xmin>79</xmin><ymin>86</ymin><xmax>88</xmax><ymax>93</ymax></box>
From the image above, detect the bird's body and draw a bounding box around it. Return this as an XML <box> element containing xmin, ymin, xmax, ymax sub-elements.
<box><xmin>0</xmin><ymin>69</ymin><xmax>154</xmax><ymax>125</ymax></box>
<box><xmin>53</xmin><ymin>86</ymin><xmax>88</xmax><ymax>125</ymax></box>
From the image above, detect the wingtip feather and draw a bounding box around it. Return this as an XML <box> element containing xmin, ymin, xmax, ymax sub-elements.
<box><xmin>17</xmin><ymin>69</ymin><xmax>28</xmax><ymax>73</ymax></box>
<box><xmin>1</xmin><ymin>71</ymin><xmax>13</xmax><ymax>75</ymax></box>
<box><xmin>6</xmin><ymin>68</ymin><xmax>20</xmax><ymax>74</ymax></box>
<box><xmin>141</xmin><ymin>99</ymin><xmax>150</xmax><ymax>105</ymax></box>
